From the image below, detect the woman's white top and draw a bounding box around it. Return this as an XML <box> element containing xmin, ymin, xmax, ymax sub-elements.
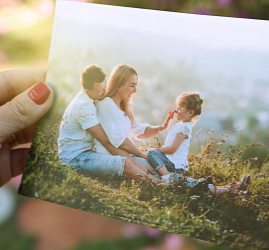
<box><xmin>95</xmin><ymin>97</ymin><xmax>150</xmax><ymax>155</ymax></box>
<box><xmin>164</xmin><ymin>122</ymin><xmax>192</xmax><ymax>171</ymax></box>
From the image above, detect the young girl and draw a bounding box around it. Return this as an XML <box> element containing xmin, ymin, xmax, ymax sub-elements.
<box><xmin>146</xmin><ymin>92</ymin><xmax>203</xmax><ymax>185</ymax></box>
<box><xmin>146</xmin><ymin>92</ymin><xmax>251</xmax><ymax>193</ymax></box>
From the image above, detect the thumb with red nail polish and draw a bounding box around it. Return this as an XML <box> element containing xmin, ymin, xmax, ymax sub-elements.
<box><xmin>0</xmin><ymin>68</ymin><xmax>54</xmax><ymax>187</ymax></box>
<box><xmin>28</xmin><ymin>82</ymin><xmax>52</xmax><ymax>105</ymax></box>
<box><xmin>0</xmin><ymin>81</ymin><xmax>53</xmax><ymax>146</ymax></box>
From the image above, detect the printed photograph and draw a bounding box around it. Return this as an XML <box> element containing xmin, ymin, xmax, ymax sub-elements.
<box><xmin>19</xmin><ymin>1</ymin><xmax>269</xmax><ymax>249</ymax></box>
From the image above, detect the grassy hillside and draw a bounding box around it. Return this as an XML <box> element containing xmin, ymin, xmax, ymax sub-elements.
<box><xmin>19</xmin><ymin>123</ymin><xmax>269</xmax><ymax>249</ymax></box>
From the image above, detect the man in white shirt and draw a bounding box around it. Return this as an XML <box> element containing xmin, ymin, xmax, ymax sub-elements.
<box><xmin>58</xmin><ymin>65</ymin><xmax>161</xmax><ymax>183</ymax></box>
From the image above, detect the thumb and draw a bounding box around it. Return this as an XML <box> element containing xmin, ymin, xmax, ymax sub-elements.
<box><xmin>0</xmin><ymin>82</ymin><xmax>53</xmax><ymax>144</ymax></box>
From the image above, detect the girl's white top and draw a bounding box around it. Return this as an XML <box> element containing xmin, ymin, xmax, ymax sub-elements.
<box><xmin>95</xmin><ymin>97</ymin><xmax>150</xmax><ymax>155</ymax></box>
<box><xmin>164</xmin><ymin>122</ymin><xmax>192</xmax><ymax>171</ymax></box>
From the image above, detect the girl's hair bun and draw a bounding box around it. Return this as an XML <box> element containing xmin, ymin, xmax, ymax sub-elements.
<box><xmin>198</xmin><ymin>99</ymin><xmax>203</xmax><ymax>106</ymax></box>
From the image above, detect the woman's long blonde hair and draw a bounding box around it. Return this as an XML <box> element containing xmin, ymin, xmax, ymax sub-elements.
<box><xmin>105</xmin><ymin>64</ymin><xmax>137</xmax><ymax>122</ymax></box>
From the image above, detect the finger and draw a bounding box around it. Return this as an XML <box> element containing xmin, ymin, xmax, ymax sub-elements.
<box><xmin>148</xmin><ymin>167</ymin><xmax>155</xmax><ymax>175</ymax></box>
<box><xmin>0</xmin><ymin>141</ymin><xmax>29</xmax><ymax>187</ymax></box>
<box><xmin>15</xmin><ymin>123</ymin><xmax>37</xmax><ymax>145</ymax></box>
<box><xmin>163</xmin><ymin>115</ymin><xmax>171</xmax><ymax>125</ymax></box>
<box><xmin>0</xmin><ymin>68</ymin><xmax>46</xmax><ymax>106</ymax></box>
<box><xmin>0</xmin><ymin>82</ymin><xmax>53</xmax><ymax>144</ymax></box>
<box><xmin>11</xmin><ymin>148</ymin><xmax>30</xmax><ymax>176</ymax></box>
<box><xmin>0</xmin><ymin>141</ymin><xmax>11</xmax><ymax>187</ymax></box>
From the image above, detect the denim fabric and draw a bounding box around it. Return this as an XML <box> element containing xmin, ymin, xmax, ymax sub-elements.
<box><xmin>67</xmin><ymin>151</ymin><xmax>200</xmax><ymax>187</ymax></box>
<box><xmin>146</xmin><ymin>149</ymin><xmax>200</xmax><ymax>187</ymax></box>
<box><xmin>68</xmin><ymin>150</ymin><xmax>126</xmax><ymax>177</ymax></box>
<box><xmin>128</xmin><ymin>156</ymin><xmax>198</xmax><ymax>187</ymax></box>
<box><xmin>178</xmin><ymin>176</ymin><xmax>201</xmax><ymax>187</ymax></box>
<box><xmin>146</xmin><ymin>149</ymin><xmax>176</xmax><ymax>172</ymax></box>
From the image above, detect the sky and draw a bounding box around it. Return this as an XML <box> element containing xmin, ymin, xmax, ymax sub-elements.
<box><xmin>56</xmin><ymin>0</ymin><xmax>269</xmax><ymax>53</ymax></box>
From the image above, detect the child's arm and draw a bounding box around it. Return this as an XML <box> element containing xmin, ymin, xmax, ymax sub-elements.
<box><xmin>158</xmin><ymin>132</ymin><xmax>188</xmax><ymax>155</ymax></box>
<box><xmin>137</xmin><ymin>111</ymin><xmax>176</xmax><ymax>139</ymax></box>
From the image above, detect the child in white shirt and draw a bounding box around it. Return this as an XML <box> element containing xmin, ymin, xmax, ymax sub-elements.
<box><xmin>147</xmin><ymin>91</ymin><xmax>251</xmax><ymax>192</ymax></box>
<box><xmin>146</xmin><ymin>92</ymin><xmax>204</xmax><ymax>185</ymax></box>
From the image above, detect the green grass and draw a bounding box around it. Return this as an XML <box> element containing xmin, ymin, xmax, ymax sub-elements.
<box><xmin>19</xmin><ymin>123</ymin><xmax>269</xmax><ymax>250</ymax></box>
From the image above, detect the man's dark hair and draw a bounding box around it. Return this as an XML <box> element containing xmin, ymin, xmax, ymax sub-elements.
<box><xmin>81</xmin><ymin>65</ymin><xmax>106</xmax><ymax>91</ymax></box>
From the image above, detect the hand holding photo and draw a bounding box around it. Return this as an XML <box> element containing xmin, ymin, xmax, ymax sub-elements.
<box><xmin>19</xmin><ymin>1</ymin><xmax>269</xmax><ymax>249</ymax></box>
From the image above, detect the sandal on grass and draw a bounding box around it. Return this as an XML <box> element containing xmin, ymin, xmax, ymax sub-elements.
<box><xmin>240</xmin><ymin>175</ymin><xmax>251</xmax><ymax>190</ymax></box>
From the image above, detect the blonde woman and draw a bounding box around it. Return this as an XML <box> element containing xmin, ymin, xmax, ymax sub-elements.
<box><xmin>94</xmin><ymin>64</ymin><xmax>172</xmax><ymax>182</ymax></box>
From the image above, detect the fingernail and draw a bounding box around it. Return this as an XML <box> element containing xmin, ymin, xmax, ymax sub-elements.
<box><xmin>28</xmin><ymin>82</ymin><xmax>51</xmax><ymax>105</ymax></box>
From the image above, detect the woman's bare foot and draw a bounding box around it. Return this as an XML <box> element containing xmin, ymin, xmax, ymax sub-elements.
<box><xmin>209</xmin><ymin>186</ymin><xmax>228</xmax><ymax>195</ymax></box>
<box><xmin>225</xmin><ymin>175</ymin><xmax>251</xmax><ymax>191</ymax></box>
<box><xmin>209</xmin><ymin>175</ymin><xmax>251</xmax><ymax>195</ymax></box>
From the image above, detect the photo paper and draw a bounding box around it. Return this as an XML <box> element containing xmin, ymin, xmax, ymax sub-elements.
<box><xmin>19</xmin><ymin>1</ymin><xmax>269</xmax><ymax>248</ymax></box>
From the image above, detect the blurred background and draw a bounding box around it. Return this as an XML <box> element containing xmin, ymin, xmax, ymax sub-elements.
<box><xmin>1</xmin><ymin>0</ymin><xmax>268</xmax><ymax>249</ymax></box>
